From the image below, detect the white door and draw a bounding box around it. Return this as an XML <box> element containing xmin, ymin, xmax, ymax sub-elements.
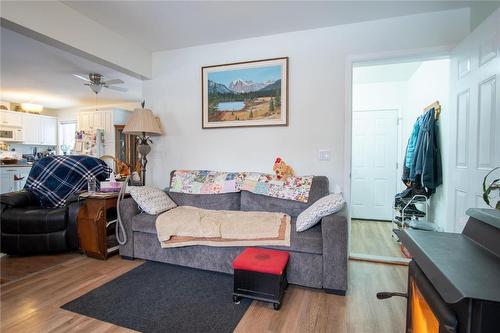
<box><xmin>351</xmin><ymin>110</ymin><xmax>398</xmax><ymax>220</ymax></box>
<box><xmin>448</xmin><ymin>9</ymin><xmax>500</xmax><ymax>232</ymax></box>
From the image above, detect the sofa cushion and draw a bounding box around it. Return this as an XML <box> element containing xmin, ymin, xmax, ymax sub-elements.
<box><xmin>264</xmin><ymin>217</ymin><xmax>323</xmax><ymax>254</ymax></box>
<box><xmin>132</xmin><ymin>214</ymin><xmax>323</xmax><ymax>255</ymax></box>
<box><xmin>1</xmin><ymin>207</ymin><xmax>67</xmax><ymax>234</ymax></box>
<box><xmin>240</xmin><ymin>176</ymin><xmax>329</xmax><ymax>217</ymax></box>
<box><xmin>132</xmin><ymin>213</ymin><xmax>158</xmax><ymax>234</ymax></box>
<box><xmin>167</xmin><ymin>191</ymin><xmax>240</xmax><ymax>211</ymax></box>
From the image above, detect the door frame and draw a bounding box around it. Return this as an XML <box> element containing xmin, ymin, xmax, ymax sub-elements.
<box><xmin>344</xmin><ymin>45</ymin><xmax>452</xmax><ymax>263</ymax></box>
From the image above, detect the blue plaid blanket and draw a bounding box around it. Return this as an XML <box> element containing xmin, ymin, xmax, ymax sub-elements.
<box><xmin>25</xmin><ymin>155</ymin><xmax>112</xmax><ymax>208</ymax></box>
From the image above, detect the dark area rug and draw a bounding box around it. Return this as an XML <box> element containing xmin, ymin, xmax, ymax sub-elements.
<box><xmin>61</xmin><ymin>261</ymin><xmax>251</xmax><ymax>333</ymax></box>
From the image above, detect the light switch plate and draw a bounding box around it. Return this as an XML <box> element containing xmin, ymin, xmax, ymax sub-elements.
<box><xmin>318</xmin><ymin>149</ymin><xmax>331</xmax><ymax>161</ymax></box>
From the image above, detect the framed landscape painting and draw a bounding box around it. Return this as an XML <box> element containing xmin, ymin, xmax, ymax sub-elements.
<box><xmin>202</xmin><ymin>57</ymin><xmax>288</xmax><ymax>128</ymax></box>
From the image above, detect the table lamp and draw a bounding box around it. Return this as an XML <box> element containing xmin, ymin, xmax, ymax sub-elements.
<box><xmin>123</xmin><ymin>102</ymin><xmax>162</xmax><ymax>185</ymax></box>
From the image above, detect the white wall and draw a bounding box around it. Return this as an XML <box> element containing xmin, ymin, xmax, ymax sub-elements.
<box><xmin>144</xmin><ymin>9</ymin><xmax>469</xmax><ymax>191</ymax></box>
<box><xmin>405</xmin><ymin>59</ymin><xmax>450</xmax><ymax>229</ymax></box>
<box><xmin>353</xmin><ymin>81</ymin><xmax>407</xmax><ymax>111</ymax></box>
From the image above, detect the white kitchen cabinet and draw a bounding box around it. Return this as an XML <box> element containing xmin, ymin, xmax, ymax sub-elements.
<box><xmin>21</xmin><ymin>113</ymin><xmax>57</xmax><ymax>146</ymax></box>
<box><xmin>22</xmin><ymin>113</ymin><xmax>39</xmax><ymax>145</ymax></box>
<box><xmin>0</xmin><ymin>110</ymin><xmax>23</xmax><ymax>127</ymax></box>
<box><xmin>0</xmin><ymin>172</ymin><xmax>13</xmax><ymax>193</ymax></box>
<box><xmin>0</xmin><ymin>166</ymin><xmax>31</xmax><ymax>194</ymax></box>
<box><xmin>77</xmin><ymin>112</ymin><xmax>91</xmax><ymax>131</ymax></box>
<box><xmin>41</xmin><ymin>117</ymin><xmax>57</xmax><ymax>145</ymax></box>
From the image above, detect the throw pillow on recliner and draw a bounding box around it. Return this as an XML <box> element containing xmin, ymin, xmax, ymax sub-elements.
<box><xmin>296</xmin><ymin>193</ymin><xmax>345</xmax><ymax>232</ymax></box>
<box><xmin>129</xmin><ymin>186</ymin><xmax>177</xmax><ymax>215</ymax></box>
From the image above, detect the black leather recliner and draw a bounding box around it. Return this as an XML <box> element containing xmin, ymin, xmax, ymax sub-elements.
<box><xmin>0</xmin><ymin>190</ymin><xmax>83</xmax><ymax>255</ymax></box>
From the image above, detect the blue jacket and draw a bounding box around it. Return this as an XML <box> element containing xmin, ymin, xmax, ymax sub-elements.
<box><xmin>409</xmin><ymin>107</ymin><xmax>442</xmax><ymax>192</ymax></box>
<box><xmin>405</xmin><ymin>116</ymin><xmax>422</xmax><ymax>168</ymax></box>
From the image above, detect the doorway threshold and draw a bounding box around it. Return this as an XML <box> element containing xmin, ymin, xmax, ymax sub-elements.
<box><xmin>350</xmin><ymin>252</ymin><xmax>410</xmax><ymax>266</ymax></box>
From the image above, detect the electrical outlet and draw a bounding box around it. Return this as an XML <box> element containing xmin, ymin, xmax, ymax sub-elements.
<box><xmin>318</xmin><ymin>150</ymin><xmax>331</xmax><ymax>161</ymax></box>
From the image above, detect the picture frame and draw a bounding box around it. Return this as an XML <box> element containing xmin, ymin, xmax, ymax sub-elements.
<box><xmin>202</xmin><ymin>57</ymin><xmax>288</xmax><ymax>129</ymax></box>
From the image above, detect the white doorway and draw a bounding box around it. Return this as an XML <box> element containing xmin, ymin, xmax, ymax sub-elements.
<box><xmin>349</xmin><ymin>57</ymin><xmax>451</xmax><ymax>262</ymax></box>
<box><xmin>351</xmin><ymin>109</ymin><xmax>398</xmax><ymax>221</ymax></box>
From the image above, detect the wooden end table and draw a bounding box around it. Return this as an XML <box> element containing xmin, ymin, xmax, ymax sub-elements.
<box><xmin>77</xmin><ymin>192</ymin><xmax>127</xmax><ymax>260</ymax></box>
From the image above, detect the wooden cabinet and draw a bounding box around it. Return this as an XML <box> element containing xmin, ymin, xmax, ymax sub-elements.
<box><xmin>76</xmin><ymin>192</ymin><xmax>124</xmax><ymax>260</ymax></box>
<box><xmin>0</xmin><ymin>110</ymin><xmax>22</xmax><ymax>127</ymax></box>
<box><xmin>22</xmin><ymin>113</ymin><xmax>57</xmax><ymax>146</ymax></box>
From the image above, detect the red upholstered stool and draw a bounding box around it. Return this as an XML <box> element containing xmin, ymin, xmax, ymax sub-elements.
<box><xmin>232</xmin><ymin>248</ymin><xmax>289</xmax><ymax>310</ymax></box>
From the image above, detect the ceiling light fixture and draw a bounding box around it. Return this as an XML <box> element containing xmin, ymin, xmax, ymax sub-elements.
<box><xmin>21</xmin><ymin>102</ymin><xmax>44</xmax><ymax>113</ymax></box>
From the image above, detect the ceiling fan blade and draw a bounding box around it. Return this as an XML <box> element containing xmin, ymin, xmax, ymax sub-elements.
<box><xmin>73</xmin><ymin>74</ymin><xmax>91</xmax><ymax>82</ymax></box>
<box><xmin>106</xmin><ymin>85</ymin><xmax>128</xmax><ymax>92</ymax></box>
<box><xmin>104</xmin><ymin>79</ymin><xmax>124</xmax><ymax>85</ymax></box>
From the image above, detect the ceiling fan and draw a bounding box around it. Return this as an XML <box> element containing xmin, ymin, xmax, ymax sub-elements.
<box><xmin>73</xmin><ymin>73</ymin><xmax>128</xmax><ymax>94</ymax></box>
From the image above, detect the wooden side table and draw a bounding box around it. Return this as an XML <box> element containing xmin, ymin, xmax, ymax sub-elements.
<box><xmin>77</xmin><ymin>192</ymin><xmax>126</xmax><ymax>260</ymax></box>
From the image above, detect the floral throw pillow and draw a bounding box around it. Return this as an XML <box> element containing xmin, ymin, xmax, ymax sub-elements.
<box><xmin>129</xmin><ymin>186</ymin><xmax>177</xmax><ymax>215</ymax></box>
<box><xmin>296</xmin><ymin>193</ymin><xmax>345</xmax><ymax>232</ymax></box>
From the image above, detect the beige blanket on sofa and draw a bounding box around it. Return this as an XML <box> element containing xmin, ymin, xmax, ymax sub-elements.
<box><xmin>155</xmin><ymin>206</ymin><xmax>291</xmax><ymax>248</ymax></box>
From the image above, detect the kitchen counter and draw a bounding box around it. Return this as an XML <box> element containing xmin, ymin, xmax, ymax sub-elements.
<box><xmin>0</xmin><ymin>164</ymin><xmax>33</xmax><ymax>168</ymax></box>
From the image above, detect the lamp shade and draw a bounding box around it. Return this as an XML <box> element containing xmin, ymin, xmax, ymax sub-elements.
<box><xmin>123</xmin><ymin>108</ymin><xmax>162</xmax><ymax>136</ymax></box>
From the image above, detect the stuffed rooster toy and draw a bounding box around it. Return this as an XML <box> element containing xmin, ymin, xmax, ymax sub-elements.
<box><xmin>273</xmin><ymin>157</ymin><xmax>295</xmax><ymax>180</ymax></box>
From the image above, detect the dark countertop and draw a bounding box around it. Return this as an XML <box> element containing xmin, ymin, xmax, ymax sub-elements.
<box><xmin>466</xmin><ymin>208</ymin><xmax>500</xmax><ymax>229</ymax></box>
<box><xmin>398</xmin><ymin>228</ymin><xmax>500</xmax><ymax>304</ymax></box>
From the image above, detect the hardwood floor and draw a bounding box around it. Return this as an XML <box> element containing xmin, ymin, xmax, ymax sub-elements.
<box><xmin>0</xmin><ymin>255</ymin><xmax>408</xmax><ymax>333</ymax></box>
<box><xmin>351</xmin><ymin>219</ymin><xmax>406</xmax><ymax>259</ymax></box>
<box><xmin>235</xmin><ymin>261</ymin><xmax>407</xmax><ymax>332</ymax></box>
<box><xmin>0</xmin><ymin>252</ymin><xmax>82</xmax><ymax>284</ymax></box>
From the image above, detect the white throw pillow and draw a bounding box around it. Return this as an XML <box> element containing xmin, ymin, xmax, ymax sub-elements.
<box><xmin>296</xmin><ymin>193</ymin><xmax>345</xmax><ymax>232</ymax></box>
<box><xmin>129</xmin><ymin>186</ymin><xmax>177</xmax><ymax>215</ymax></box>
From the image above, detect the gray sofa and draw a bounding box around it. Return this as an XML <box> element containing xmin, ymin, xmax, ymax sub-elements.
<box><xmin>118</xmin><ymin>176</ymin><xmax>348</xmax><ymax>295</ymax></box>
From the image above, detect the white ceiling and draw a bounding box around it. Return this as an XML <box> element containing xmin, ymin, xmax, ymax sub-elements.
<box><xmin>353</xmin><ymin>62</ymin><xmax>422</xmax><ymax>84</ymax></box>
<box><xmin>0</xmin><ymin>27</ymin><xmax>142</xmax><ymax>109</ymax></box>
<box><xmin>62</xmin><ymin>1</ymin><xmax>485</xmax><ymax>52</ymax></box>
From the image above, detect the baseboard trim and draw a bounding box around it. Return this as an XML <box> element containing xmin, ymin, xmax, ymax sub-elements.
<box><xmin>120</xmin><ymin>255</ymin><xmax>135</xmax><ymax>261</ymax></box>
<box><xmin>349</xmin><ymin>253</ymin><xmax>410</xmax><ymax>266</ymax></box>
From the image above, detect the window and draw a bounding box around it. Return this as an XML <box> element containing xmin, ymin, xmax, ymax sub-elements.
<box><xmin>58</xmin><ymin>121</ymin><xmax>77</xmax><ymax>155</ymax></box>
